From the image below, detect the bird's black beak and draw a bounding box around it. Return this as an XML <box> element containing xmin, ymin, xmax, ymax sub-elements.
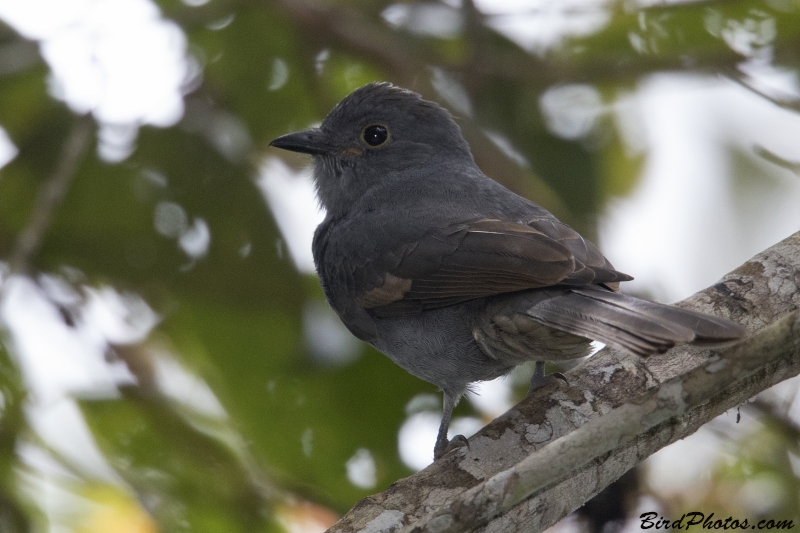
<box><xmin>269</xmin><ymin>128</ymin><xmax>332</xmax><ymax>156</ymax></box>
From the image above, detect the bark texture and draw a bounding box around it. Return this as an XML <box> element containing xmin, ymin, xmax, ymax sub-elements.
<box><xmin>328</xmin><ymin>231</ymin><xmax>800</xmax><ymax>533</ymax></box>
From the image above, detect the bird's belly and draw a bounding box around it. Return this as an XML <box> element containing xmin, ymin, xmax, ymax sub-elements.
<box><xmin>371</xmin><ymin>304</ymin><xmax>513</xmax><ymax>392</ymax></box>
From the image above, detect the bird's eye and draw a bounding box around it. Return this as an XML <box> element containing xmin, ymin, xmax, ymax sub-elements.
<box><xmin>362</xmin><ymin>124</ymin><xmax>389</xmax><ymax>147</ymax></box>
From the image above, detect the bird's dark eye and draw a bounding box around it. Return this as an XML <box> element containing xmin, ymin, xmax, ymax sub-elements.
<box><xmin>362</xmin><ymin>124</ymin><xmax>389</xmax><ymax>147</ymax></box>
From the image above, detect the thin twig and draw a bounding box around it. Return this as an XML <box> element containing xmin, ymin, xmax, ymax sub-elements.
<box><xmin>723</xmin><ymin>68</ymin><xmax>800</xmax><ymax>114</ymax></box>
<box><xmin>8</xmin><ymin>114</ymin><xmax>94</xmax><ymax>275</ymax></box>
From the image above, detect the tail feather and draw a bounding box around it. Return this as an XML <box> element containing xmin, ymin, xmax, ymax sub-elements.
<box><xmin>569</xmin><ymin>288</ymin><xmax>747</xmax><ymax>344</ymax></box>
<box><xmin>517</xmin><ymin>288</ymin><xmax>746</xmax><ymax>357</ymax></box>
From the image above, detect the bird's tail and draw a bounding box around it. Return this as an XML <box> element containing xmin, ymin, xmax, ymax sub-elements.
<box><xmin>510</xmin><ymin>287</ymin><xmax>747</xmax><ymax>357</ymax></box>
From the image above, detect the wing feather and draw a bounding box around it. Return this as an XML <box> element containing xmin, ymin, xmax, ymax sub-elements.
<box><xmin>364</xmin><ymin>218</ymin><xmax>632</xmax><ymax>317</ymax></box>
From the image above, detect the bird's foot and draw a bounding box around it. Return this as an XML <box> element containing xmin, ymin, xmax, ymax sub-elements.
<box><xmin>527</xmin><ymin>361</ymin><xmax>569</xmax><ymax>396</ymax></box>
<box><xmin>433</xmin><ymin>434</ymin><xmax>469</xmax><ymax>460</ymax></box>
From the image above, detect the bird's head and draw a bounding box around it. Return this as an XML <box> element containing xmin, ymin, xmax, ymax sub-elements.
<box><xmin>270</xmin><ymin>82</ymin><xmax>472</xmax><ymax>213</ymax></box>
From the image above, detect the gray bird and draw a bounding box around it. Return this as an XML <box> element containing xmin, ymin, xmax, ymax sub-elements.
<box><xmin>270</xmin><ymin>82</ymin><xmax>746</xmax><ymax>460</ymax></box>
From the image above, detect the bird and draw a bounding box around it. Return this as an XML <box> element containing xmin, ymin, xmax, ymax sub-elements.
<box><xmin>269</xmin><ymin>82</ymin><xmax>747</xmax><ymax>460</ymax></box>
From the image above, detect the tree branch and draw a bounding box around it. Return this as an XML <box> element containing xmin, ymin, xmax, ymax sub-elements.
<box><xmin>327</xmin><ymin>231</ymin><xmax>800</xmax><ymax>533</ymax></box>
<box><xmin>8</xmin><ymin>114</ymin><xmax>93</xmax><ymax>275</ymax></box>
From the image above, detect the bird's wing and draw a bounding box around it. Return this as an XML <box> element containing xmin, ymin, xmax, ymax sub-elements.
<box><xmin>361</xmin><ymin>218</ymin><xmax>632</xmax><ymax>317</ymax></box>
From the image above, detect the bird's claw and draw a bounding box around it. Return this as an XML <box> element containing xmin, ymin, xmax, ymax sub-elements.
<box><xmin>434</xmin><ymin>434</ymin><xmax>469</xmax><ymax>460</ymax></box>
<box><xmin>528</xmin><ymin>362</ymin><xmax>570</xmax><ymax>396</ymax></box>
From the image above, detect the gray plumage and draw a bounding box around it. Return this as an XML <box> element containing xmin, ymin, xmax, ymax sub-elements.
<box><xmin>270</xmin><ymin>82</ymin><xmax>746</xmax><ymax>460</ymax></box>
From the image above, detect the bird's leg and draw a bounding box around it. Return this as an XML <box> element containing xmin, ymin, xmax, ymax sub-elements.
<box><xmin>528</xmin><ymin>361</ymin><xmax>569</xmax><ymax>395</ymax></box>
<box><xmin>433</xmin><ymin>391</ymin><xmax>468</xmax><ymax>460</ymax></box>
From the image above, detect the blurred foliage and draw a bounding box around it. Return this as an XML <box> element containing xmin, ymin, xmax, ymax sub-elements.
<box><xmin>0</xmin><ymin>341</ymin><xmax>30</xmax><ymax>533</ymax></box>
<box><xmin>666</xmin><ymin>400</ymin><xmax>800</xmax><ymax>524</ymax></box>
<box><xmin>0</xmin><ymin>0</ymin><xmax>798</xmax><ymax>531</ymax></box>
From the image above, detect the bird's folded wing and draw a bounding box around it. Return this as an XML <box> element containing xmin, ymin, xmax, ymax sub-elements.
<box><xmin>361</xmin><ymin>219</ymin><xmax>632</xmax><ymax>317</ymax></box>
